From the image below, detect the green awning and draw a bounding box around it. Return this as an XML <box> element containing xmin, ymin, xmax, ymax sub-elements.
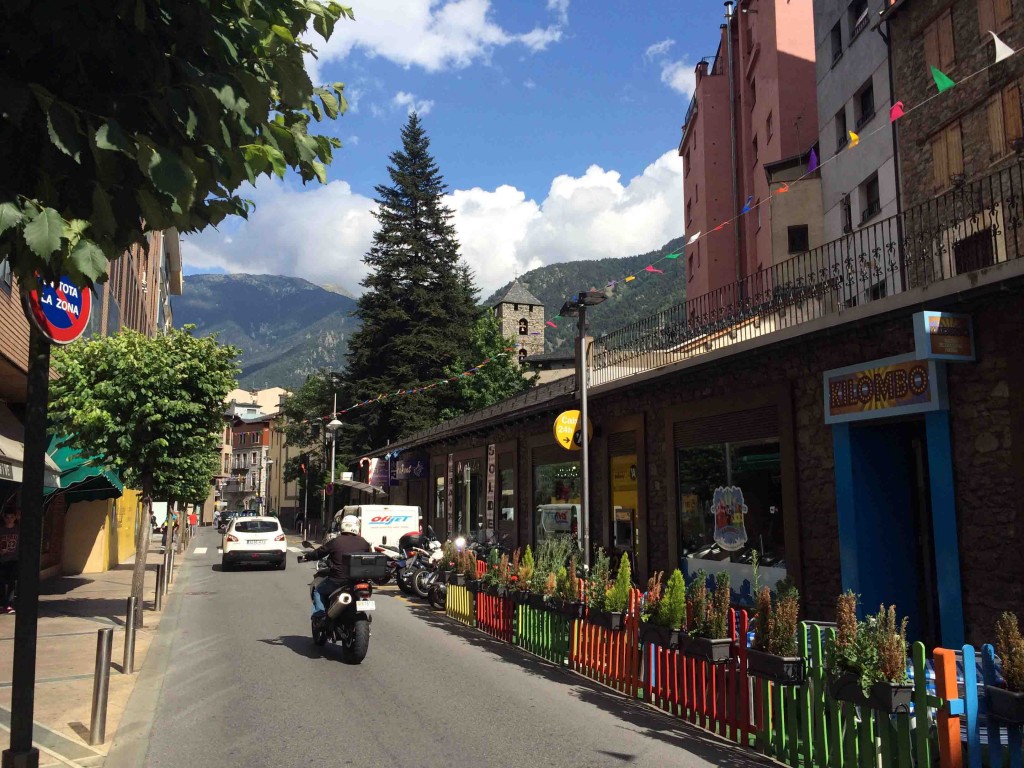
<box><xmin>46</xmin><ymin>436</ymin><xmax>123</xmax><ymax>503</ymax></box>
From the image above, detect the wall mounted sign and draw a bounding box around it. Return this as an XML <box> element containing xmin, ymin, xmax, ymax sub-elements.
<box><xmin>446</xmin><ymin>454</ymin><xmax>454</xmax><ymax>534</ymax></box>
<box><xmin>0</xmin><ymin>462</ymin><xmax>12</xmax><ymax>481</ymax></box>
<box><xmin>823</xmin><ymin>353</ymin><xmax>947</xmax><ymax>424</ymax></box>
<box><xmin>913</xmin><ymin>311</ymin><xmax>975</xmax><ymax>361</ymax></box>
<box><xmin>712</xmin><ymin>486</ymin><xmax>748</xmax><ymax>552</ymax></box>
<box><xmin>22</xmin><ymin>275</ymin><xmax>91</xmax><ymax>344</ymax></box>
<box><xmin>553</xmin><ymin>409</ymin><xmax>593</xmax><ymax>451</ymax></box>
<box><xmin>394</xmin><ymin>456</ymin><xmax>427</xmax><ymax>480</ymax></box>
<box><xmin>486</xmin><ymin>443</ymin><xmax>496</xmax><ymax>530</ymax></box>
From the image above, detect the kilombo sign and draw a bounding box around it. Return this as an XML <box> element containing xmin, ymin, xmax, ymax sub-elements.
<box><xmin>22</xmin><ymin>275</ymin><xmax>91</xmax><ymax>344</ymax></box>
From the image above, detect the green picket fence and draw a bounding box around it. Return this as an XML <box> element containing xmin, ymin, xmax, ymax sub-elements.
<box><xmin>445</xmin><ymin>584</ymin><xmax>474</xmax><ymax>626</ymax></box>
<box><xmin>516</xmin><ymin>604</ymin><xmax>571</xmax><ymax>666</ymax></box>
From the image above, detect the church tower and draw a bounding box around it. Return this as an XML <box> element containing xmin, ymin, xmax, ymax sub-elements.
<box><xmin>493</xmin><ymin>280</ymin><xmax>545</xmax><ymax>364</ymax></box>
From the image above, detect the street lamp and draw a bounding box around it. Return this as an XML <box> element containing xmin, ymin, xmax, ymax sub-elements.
<box><xmin>559</xmin><ymin>290</ymin><xmax>607</xmax><ymax>568</ymax></box>
<box><xmin>265</xmin><ymin>458</ymin><xmax>274</xmax><ymax>514</ymax></box>
<box><xmin>327</xmin><ymin>392</ymin><xmax>342</xmax><ymax>520</ymax></box>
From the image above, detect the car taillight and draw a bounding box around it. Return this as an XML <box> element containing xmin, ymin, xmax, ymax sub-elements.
<box><xmin>274</xmin><ymin>533</ymin><xmax>285</xmax><ymax>541</ymax></box>
<box><xmin>226</xmin><ymin>534</ymin><xmax>238</xmax><ymax>542</ymax></box>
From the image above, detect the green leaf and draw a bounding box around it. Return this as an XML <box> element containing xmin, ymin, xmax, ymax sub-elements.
<box><xmin>147</xmin><ymin>147</ymin><xmax>196</xmax><ymax>212</ymax></box>
<box><xmin>310</xmin><ymin>160</ymin><xmax>327</xmax><ymax>184</ymax></box>
<box><xmin>90</xmin><ymin>185</ymin><xmax>116</xmax><ymax>238</ymax></box>
<box><xmin>0</xmin><ymin>203</ymin><xmax>25</xmax><ymax>236</ymax></box>
<box><xmin>94</xmin><ymin>121</ymin><xmax>136</xmax><ymax>156</ymax></box>
<box><xmin>265</xmin><ymin>146</ymin><xmax>286</xmax><ymax>178</ymax></box>
<box><xmin>270</xmin><ymin>24</ymin><xmax>295</xmax><ymax>42</ymax></box>
<box><xmin>69</xmin><ymin>238</ymin><xmax>108</xmax><ymax>283</ymax></box>
<box><xmin>46</xmin><ymin>100</ymin><xmax>84</xmax><ymax>162</ymax></box>
<box><xmin>21</xmin><ymin>207</ymin><xmax>64</xmax><ymax>259</ymax></box>
<box><xmin>318</xmin><ymin>89</ymin><xmax>340</xmax><ymax>119</ymax></box>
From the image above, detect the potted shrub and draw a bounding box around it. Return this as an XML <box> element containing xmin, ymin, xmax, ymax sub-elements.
<box><xmin>442</xmin><ymin>541</ymin><xmax>464</xmax><ymax>585</ymax></box>
<box><xmin>542</xmin><ymin>571</ymin><xmax>558</xmax><ymax>607</ymax></box>
<box><xmin>482</xmin><ymin>549</ymin><xmax>502</xmax><ymax>596</ymax></box>
<box><xmin>494</xmin><ymin>553</ymin><xmax>512</xmax><ymax>597</ymax></box>
<box><xmin>987</xmin><ymin>612</ymin><xmax>1024</xmax><ymax>723</ymax></box>
<box><xmin>747</xmin><ymin>584</ymin><xmax>804</xmax><ymax>685</ymax></box>
<box><xmin>588</xmin><ymin>552</ymin><xmax>630</xmax><ymax>631</ymax></box>
<box><xmin>684</xmin><ymin>571</ymin><xmax>732</xmax><ymax>663</ymax></box>
<box><xmin>583</xmin><ymin>547</ymin><xmax>610</xmax><ymax>618</ymax></box>
<box><xmin>639</xmin><ymin>569</ymin><xmax>685</xmax><ymax>649</ymax></box>
<box><xmin>464</xmin><ymin>550</ymin><xmax>482</xmax><ymax>593</ymax></box>
<box><xmin>552</xmin><ymin>559</ymin><xmax>584</xmax><ymax>619</ymax></box>
<box><xmin>825</xmin><ymin>593</ymin><xmax>913</xmax><ymax>713</ymax></box>
<box><xmin>510</xmin><ymin>548</ymin><xmax>530</xmax><ymax>604</ymax></box>
<box><xmin>526</xmin><ymin>555</ymin><xmax>548</xmax><ymax>610</ymax></box>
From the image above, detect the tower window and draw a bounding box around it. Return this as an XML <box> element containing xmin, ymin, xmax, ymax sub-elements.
<box><xmin>518</xmin><ymin>348</ymin><xmax>528</xmax><ymax>363</ymax></box>
<box><xmin>518</xmin><ymin>318</ymin><xmax>529</xmax><ymax>335</ymax></box>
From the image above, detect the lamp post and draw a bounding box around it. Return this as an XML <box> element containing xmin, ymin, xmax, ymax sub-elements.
<box><xmin>559</xmin><ymin>289</ymin><xmax>607</xmax><ymax>569</ymax></box>
<box><xmin>265</xmin><ymin>458</ymin><xmax>274</xmax><ymax>514</ymax></box>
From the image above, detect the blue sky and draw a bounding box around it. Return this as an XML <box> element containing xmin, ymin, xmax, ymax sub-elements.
<box><xmin>183</xmin><ymin>0</ymin><xmax>729</xmax><ymax>296</ymax></box>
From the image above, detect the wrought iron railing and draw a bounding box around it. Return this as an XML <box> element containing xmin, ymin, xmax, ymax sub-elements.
<box><xmin>590</xmin><ymin>158</ymin><xmax>1024</xmax><ymax>387</ymax></box>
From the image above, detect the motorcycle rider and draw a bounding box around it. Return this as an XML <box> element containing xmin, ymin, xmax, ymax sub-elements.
<box><xmin>299</xmin><ymin>514</ymin><xmax>371</xmax><ymax>622</ymax></box>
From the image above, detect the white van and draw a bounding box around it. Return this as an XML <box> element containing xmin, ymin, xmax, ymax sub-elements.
<box><xmin>327</xmin><ymin>505</ymin><xmax>422</xmax><ymax>549</ymax></box>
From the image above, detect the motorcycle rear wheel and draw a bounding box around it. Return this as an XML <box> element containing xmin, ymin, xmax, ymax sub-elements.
<box><xmin>397</xmin><ymin>576</ymin><xmax>414</xmax><ymax>595</ymax></box>
<box><xmin>373</xmin><ymin>573</ymin><xmax>392</xmax><ymax>586</ymax></box>
<box><xmin>342</xmin><ymin>619</ymin><xmax>370</xmax><ymax>664</ymax></box>
<box><xmin>412</xmin><ymin>570</ymin><xmax>431</xmax><ymax>599</ymax></box>
<box><xmin>428</xmin><ymin>585</ymin><xmax>446</xmax><ymax>610</ymax></box>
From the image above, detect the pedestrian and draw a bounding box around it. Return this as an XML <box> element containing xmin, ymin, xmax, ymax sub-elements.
<box><xmin>0</xmin><ymin>508</ymin><xmax>19</xmax><ymax>614</ymax></box>
<box><xmin>188</xmin><ymin>511</ymin><xmax>198</xmax><ymax>537</ymax></box>
<box><xmin>150</xmin><ymin>513</ymin><xmax>157</xmax><ymax>534</ymax></box>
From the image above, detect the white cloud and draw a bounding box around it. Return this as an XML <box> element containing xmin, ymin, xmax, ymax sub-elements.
<box><xmin>181</xmin><ymin>150</ymin><xmax>684</xmax><ymax>297</ymax></box>
<box><xmin>392</xmin><ymin>91</ymin><xmax>435</xmax><ymax>116</ymax></box>
<box><xmin>644</xmin><ymin>38</ymin><xmax>697</xmax><ymax>97</ymax></box>
<box><xmin>523</xmin><ymin>78</ymin><xmax>536</xmax><ymax>89</ymax></box>
<box><xmin>305</xmin><ymin>0</ymin><xmax>569</xmax><ymax>81</ymax></box>
<box><xmin>347</xmin><ymin>135</ymin><xmax>360</xmax><ymax>145</ymax></box>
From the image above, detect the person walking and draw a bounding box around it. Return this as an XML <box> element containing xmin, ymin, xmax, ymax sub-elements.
<box><xmin>188</xmin><ymin>511</ymin><xmax>198</xmax><ymax>537</ymax></box>
<box><xmin>0</xmin><ymin>508</ymin><xmax>20</xmax><ymax>614</ymax></box>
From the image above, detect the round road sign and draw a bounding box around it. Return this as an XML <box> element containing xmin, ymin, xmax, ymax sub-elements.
<box><xmin>22</xmin><ymin>275</ymin><xmax>91</xmax><ymax>344</ymax></box>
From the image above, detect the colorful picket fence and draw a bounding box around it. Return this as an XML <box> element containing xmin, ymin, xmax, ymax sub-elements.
<box><xmin>445</xmin><ymin>583</ymin><xmax>474</xmax><ymax>626</ymax></box>
<box><xmin>570</xmin><ymin>588</ymin><xmax>643</xmax><ymax>698</ymax></box>
<box><xmin>475</xmin><ymin>590</ymin><xmax>514</xmax><ymax>642</ymax></box>
<box><xmin>516</xmin><ymin>604</ymin><xmax>571</xmax><ymax>665</ymax></box>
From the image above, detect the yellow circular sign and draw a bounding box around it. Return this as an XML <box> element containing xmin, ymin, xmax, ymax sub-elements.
<box><xmin>553</xmin><ymin>410</ymin><xmax>593</xmax><ymax>451</ymax></box>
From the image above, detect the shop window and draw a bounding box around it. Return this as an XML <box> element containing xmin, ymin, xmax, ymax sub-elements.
<box><xmin>987</xmin><ymin>81</ymin><xmax>1023</xmax><ymax>161</ymax></box>
<box><xmin>836</xmin><ymin>107</ymin><xmax>849</xmax><ymax>152</ymax></box>
<box><xmin>609</xmin><ymin>452</ymin><xmax>638</xmax><ymax>562</ymax></box>
<box><xmin>518</xmin><ymin>318</ymin><xmax>529</xmax><ymax>335</ymax></box>
<box><xmin>677</xmin><ymin>439</ymin><xmax>786</xmax><ymax>598</ymax></box>
<box><xmin>930</xmin><ymin>121</ymin><xmax>963</xmax><ymax>192</ymax></box>
<box><xmin>456</xmin><ymin>458</ymin><xmax>484</xmax><ymax>539</ymax></box>
<box><xmin>533</xmin><ymin>460</ymin><xmax>581</xmax><ymax>547</ymax></box>
<box><xmin>924</xmin><ymin>8</ymin><xmax>956</xmax><ymax>71</ymax></box>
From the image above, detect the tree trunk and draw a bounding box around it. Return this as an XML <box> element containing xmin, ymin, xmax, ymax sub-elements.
<box><xmin>131</xmin><ymin>472</ymin><xmax>153</xmax><ymax>629</ymax></box>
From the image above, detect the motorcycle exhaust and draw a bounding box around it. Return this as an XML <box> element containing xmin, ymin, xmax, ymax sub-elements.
<box><xmin>327</xmin><ymin>592</ymin><xmax>353</xmax><ymax>620</ymax></box>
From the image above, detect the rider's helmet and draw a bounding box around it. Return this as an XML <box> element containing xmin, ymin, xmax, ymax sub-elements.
<box><xmin>340</xmin><ymin>515</ymin><xmax>360</xmax><ymax>535</ymax></box>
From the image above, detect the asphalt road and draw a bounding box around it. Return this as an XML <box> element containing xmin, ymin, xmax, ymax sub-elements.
<box><xmin>122</xmin><ymin>529</ymin><xmax>773</xmax><ymax>768</ymax></box>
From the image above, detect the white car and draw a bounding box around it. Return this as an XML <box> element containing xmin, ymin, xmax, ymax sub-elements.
<box><xmin>221</xmin><ymin>516</ymin><xmax>287</xmax><ymax>571</ymax></box>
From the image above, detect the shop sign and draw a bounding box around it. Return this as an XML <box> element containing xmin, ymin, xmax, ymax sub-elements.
<box><xmin>538</xmin><ymin>504</ymin><xmax>576</xmax><ymax>534</ymax></box>
<box><xmin>394</xmin><ymin>455</ymin><xmax>427</xmax><ymax>480</ymax></box>
<box><xmin>712</xmin><ymin>486</ymin><xmax>748</xmax><ymax>552</ymax></box>
<box><xmin>0</xmin><ymin>462</ymin><xmax>12</xmax><ymax>481</ymax></box>
<box><xmin>446</xmin><ymin>454</ymin><xmax>454</xmax><ymax>534</ymax></box>
<box><xmin>553</xmin><ymin>410</ymin><xmax>593</xmax><ymax>451</ymax></box>
<box><xmin>22</xmin><ymin>275</ymin><xmax>92</xmax><ymax>344</ymax></box>
<box><xmin>823</xmin><ymin>353</ymin><xmax>947</xmax><ymax>424</ymax></box>
<box><xmin>913</xmin><ymin>311</ymin><xmax>975</xmax><ymax>362</ymax></box>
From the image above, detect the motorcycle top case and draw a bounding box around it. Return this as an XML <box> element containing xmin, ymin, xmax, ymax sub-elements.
<box><xmin>344</xmin><ymin>552</ymin><xmax>390</xmax><ymax>580</ymax></box>
<box><xmin>398</xmin><ymin>531</ymin><xmax>428</xmax><ymax>552</ymax></box>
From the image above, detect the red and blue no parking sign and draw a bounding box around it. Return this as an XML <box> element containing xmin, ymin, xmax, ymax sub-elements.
<box><xmin>22</xmin><ymin>275</ymin><xmax>91</xmax><ymax>345</ymax></box>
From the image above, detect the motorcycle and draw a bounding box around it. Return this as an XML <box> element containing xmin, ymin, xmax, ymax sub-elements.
<box><xmin>412</xmin><ymin>542</ymin><xmax>444</xmax><ymax>599</ymax></box>
<box><xmin>298</xmin><ymin>541</ymin><xmax>388</xmax><ymax>664</ymax></box>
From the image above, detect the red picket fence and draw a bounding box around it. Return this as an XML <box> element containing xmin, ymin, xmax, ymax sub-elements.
<box><xmin>644</xmin><ymin>609</ymin><xmax>753</xmax><ymax>746</ymax></box>
<box><xmin>570</xmin><ymin>586</ymin><xmax>643</xmax><ymax>697</ymax></box>
<box><xmin>474</xmin><ymin>560</ymin><xmax>514</xmax><ymax>643</ymax></box>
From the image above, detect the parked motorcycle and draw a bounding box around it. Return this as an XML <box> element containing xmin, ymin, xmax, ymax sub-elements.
<box><xmin>298</xmin><ymin>541</ymin><xmax>388</xmax><ymax>664</ymax></box>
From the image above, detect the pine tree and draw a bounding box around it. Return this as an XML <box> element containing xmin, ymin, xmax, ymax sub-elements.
<box><xmin>344</xmin><ymin>113</ymin><xmax>480</xmax><ymax>450</ymax></box>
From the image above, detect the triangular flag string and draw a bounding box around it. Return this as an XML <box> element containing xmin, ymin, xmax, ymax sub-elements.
<box><xmin>992</xmin><ymin>32</ymin><xmax>1014</xmax><ymax>63</ymax></box>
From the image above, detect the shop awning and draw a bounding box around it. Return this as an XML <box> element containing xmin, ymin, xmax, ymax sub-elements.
<box><xmin>336</xmin><ymin>479</ymin><xmax>387</xmax><ymax>496</ymax></box>
<box><xmin>46</xmin><ymin>435</ymin><xmax>123</xmax><ymax>503</ymax></box>
<box><xmin>0</xmin><ymin>405</ymin><xmax>61</xmax><ymax>488</ymax></box>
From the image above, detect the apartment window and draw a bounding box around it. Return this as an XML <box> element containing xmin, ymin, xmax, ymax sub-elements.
<box><xmin>930</xmin><ymin>121</ymin><xmax>964</xmax><ymax>192</ymax></box>
<box><xmin>688</xmin><ymin>253</ymin><xmax>694</xmax><ymax>281</ymax></box>
<box><xmin>836</xmin><ymin>107</ymin><xmax>849</xmax><ymax>151</ymax></box>
<box><xmin>749</xmin><ymin>78</ymin><xmax>757</xmax><ymax>108</ymax></box>
<box><xmin>849</xmin><ymin>0</ymin><xmax>869</xmax><ymax>39</ymax></box>
<box><xmin>756</xmin><ymin>199</ymin><xmax>762</xmax><ymax>230</ymax></box>
<box><xmin>251</xmin><ymin>451</ymin><xmax>257</xmax><ymax>464</ymax></box>
<box><xmin>987</xmin><ymin>81</ymin><xmax>1023</xmax><ymax>160</ymax></box>
<box><xmin>860</xmin><ymin>173</ymin><xmax>881</xmax><ymax>223</ymax></box>
<box><xmin>684</xmin><ymin>150</ymin><xmax>690</xmax><ymax>176</ymax></box>
<box><xmin>924</xmin><ymin>9</ymin><xmax>956</xmax><ymax>71</ymax></box>
<box><xmin>687</xmin><ymin>199</ymin><xmax>693</xmax><ymax>225</ymax></box>
<box><xmin>787</xmin><ymin>225</ymin><xmax>810</xmax><ymax>254</ymax></box>
<box><xmin>841</xmin><ymin>194</ymin><xmax>853</xmax><ymax>233</ymax></box>
<box><xmin>752</xmin><ymin>135</ymin><xmax>759</xmax><ymax>167</ymax></box>
<box><xmin>766</xmin><ymin>112</ymin><xmax>773</xmax><ymax>141</ymax></box>
<box><xmin>0</xmin><ymin>259</ymin><xmax>10</xmax><ymax>290</ymax></box>
<box><xmin>855</xmin><ymin>79</ymin><xmax>875</xmax><ymax>128</ymax></box>
<box><xmin>831</xmin><ymin>21</ymin><xmax>843</xmax><ymax>64</ymax></box>
<box><xmin>977</xmin><ymin>0</ymin><xmax>1013</xmax><ymax>39</ymax></box>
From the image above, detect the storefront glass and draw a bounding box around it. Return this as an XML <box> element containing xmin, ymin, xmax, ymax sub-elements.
<box><xmin>610</xmin><ymin>454</ymin><xmax>638</xmax><ymax>563</ymax></box>
<box><xmin>676</xmin><ymin>439</ymin><xmax>786</xmax><ymax>601</ymax></box>
<box><xmin>533</xmin><ymin>460</ymin><xmax>580</xmax><ymax>545</ymax></box>
<box><xmin>455</xmin><ymin>457</ymin><xmax>483</xmax><ymax>538</ymax></box>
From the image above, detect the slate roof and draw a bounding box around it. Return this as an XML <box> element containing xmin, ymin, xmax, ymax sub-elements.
<box><xmin>494</xmin><ymin>280</ymin><xmax>543</xmax><ymax>308</ymax></box>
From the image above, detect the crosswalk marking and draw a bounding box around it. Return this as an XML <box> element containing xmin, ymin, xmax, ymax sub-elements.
<box><xmin>194</xmin><ymin>547</ymin><xmax>208</xmax><ymax>554</ymax></box>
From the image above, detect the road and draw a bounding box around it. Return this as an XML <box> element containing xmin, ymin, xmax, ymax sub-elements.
<box><xmin>113</xmin><ymin>529</ymin><xmax>772</xmax><ymax>768</ymax></box>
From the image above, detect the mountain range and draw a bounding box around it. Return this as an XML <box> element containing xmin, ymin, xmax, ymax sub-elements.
<box><xmin>175</xmin><ymin>236</ymin><xmax>687</xmax><ymax>389</ymax></box>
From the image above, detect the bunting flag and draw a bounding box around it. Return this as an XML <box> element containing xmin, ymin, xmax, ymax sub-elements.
<box><xmin>687</xmin><ymin>230</ymin><xmax>701</xmax><ymax>244</ymax></box>
<box><xmin>545</xmin><ymin>320</ymin><xmax>557</xmax><ymax>328</ymax></box>
<box><xmin>625</xmin><ymin>275</ymin><xmax>636</xmax><ymax>282</ymax></box>
<box><xmin>645</xmin><ymin>265</ymin><xmax>664</xmax><ymax>274</ymax></box>
<box><xmin>991</xmin><ymin>32</ymin><xmax>1014</xmax><ymax>63</ymax></box>
<box><xmin>931</xmin><ymin>65</ymin><xmax>956</xmax><ymax>93</ymax></box>
<box><xmin>776</xmin><ymin>182</ymin><xmax>790</xmax><ymax>194</ymax></box>
<box><xmin>807</xmin><ymin>147</ymin><xmax>819</xmax><ymax>173</ymax></box>
<box><xmin>890</xmin><ymin>101</ymin><xmax>905</xmax><ymax>121</ymax></box>
<box><xmin>740</xmin><ymin>195</ymin><xmax>754</xmax><ymax>214</ymax></box>
<box><xmin>712</xmin><ymin>221</ymin><xmax>728</xmax><ymax>232</ymax></box>
<box><xmin>848</xmin><ymin>130</ymin><xmax>860</xmax><ymax>148</ymax></box>
<box><xmin>664</xmin><ymin>252</ymin><xmax>680</xmax><ymax>259</ymax></box>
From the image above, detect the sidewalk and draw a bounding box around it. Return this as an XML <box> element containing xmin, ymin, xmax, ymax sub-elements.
<box><xmin>0</xmin><ymin>533</ymin><xmax>184</xmax><ymax>768</ymax></box>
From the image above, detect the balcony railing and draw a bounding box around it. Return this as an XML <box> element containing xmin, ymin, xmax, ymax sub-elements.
<box><xmin>590</xmin><ymin>159</ymin><xmax>1024</xmax><ymax>387</ymax></box>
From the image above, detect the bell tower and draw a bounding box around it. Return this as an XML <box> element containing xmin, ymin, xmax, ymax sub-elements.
<box><xmin>493</xmin><ymin>280</ymin><xmax>545</xmax><ymax>364</ymax></box>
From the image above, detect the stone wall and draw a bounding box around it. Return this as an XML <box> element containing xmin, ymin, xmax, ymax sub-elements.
<box><xmin>493</xmin><ymin>302</ymin><xmax>545</xmax><ymax>360</ymax></box>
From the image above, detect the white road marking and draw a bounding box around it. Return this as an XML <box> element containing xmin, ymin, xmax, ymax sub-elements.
<box><xmin>287</xmin><ymin>546</ymin><xmax>305</xmax><ymax>553</ymax></box>
<box><xmin>194</xmin><ymin>547</ymin><xmax>208</xmax><ymax>554</ymax></box>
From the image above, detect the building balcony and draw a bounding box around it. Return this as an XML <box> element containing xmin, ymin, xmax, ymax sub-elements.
<box><xmin>222</xmin><ymin>479</ymin><xmax>257</xmax><ymax>494</ymax></box>
<box><xmin>589</xmin><ymin>158</ymin><xmax>1024</xmax><ymax>388</ymax></box>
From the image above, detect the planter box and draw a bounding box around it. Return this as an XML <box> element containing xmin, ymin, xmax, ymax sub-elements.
<box><xmin>558</xmin><ymin>600</ymin><xmax>585</xmax><ymax>620</ymax></box>
<box><xmin>987</xmin><ymin>686</ymin><xmax>1024</xmax><ymax>724</ymax></box>
<box><xmin>466</xmin><ymin>579</ymin><xmax>482</xmax><ymax>594</ymax></box>
<box><xmin>484</xmin><ymin>584</ymin><xmax>502</xmax><ymax>597</ymax></box>
<box><xmin>447</xmin><ymin>573</ymin><xmax>465</xmax><ymax>586</ymax></box>
<box><xmin>512</xmin><ymin>590</ymin><xmax>531</xmax><ymax>605</ymax></box>
<box><xmin>639</xmin><ymin>621</ymin><xmax>681</xmax><ymax>650</ymax></box>
<box><xmin>827</xmin><ymin>672</ymin><xmax>913</xmax><ymax>713</ymax></box>
<box><xmin>746</xmin><ymin>648</ymin><xmax>805</xmax><ymax>686</ymax></box>
<box><xmin>585</xmin><ymin>610</ymin><xmax>625</xmax><ymax>631</ymax></box>
<box><xmin>683</xmin><ymin>635</ymin><xmax>731</xmax><ymax>664</ymax></box>
<box><xmin>527</xmin><ymin>592</ymin><xmax>547</xmax><ymax>610</ymax></box>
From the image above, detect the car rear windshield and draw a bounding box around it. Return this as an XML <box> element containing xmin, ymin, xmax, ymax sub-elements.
<box><xmin>233</xmin><ymin>521</ymin><xmax>280</xmax><ymax>534</ymax></box>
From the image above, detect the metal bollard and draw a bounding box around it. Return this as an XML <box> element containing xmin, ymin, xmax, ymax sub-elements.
<box><xmin>155</xmin><ymin>565</ymin><xmax>164</xmax><ymax>611</ymax></box>
<box><xmin>169</xmin><ymin>549</ymin><xmax>175</xmax><ymax>585</ymax></box>
<box><xmin>123</xmin><ymin>597</ymin><xmax>137</xmax><ymax>674</ymax></box>
<box><xmin>89</xmin><ymin>627</ymin><xmax>113</xmax><ymax>745</ymax></box>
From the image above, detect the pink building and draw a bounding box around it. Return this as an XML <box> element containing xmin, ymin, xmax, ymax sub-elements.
<box><xmin>678</xmin><ymin>0</ymin><xmax>818</xmax><ymax>300</ymax></box>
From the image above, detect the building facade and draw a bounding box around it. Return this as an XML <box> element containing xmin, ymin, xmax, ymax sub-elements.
<box><xmin>493</xmin><ymin>280</ymin><xmax>545</xmax><ymax>364</ymax></box>
<box><xmin>678</xmin><ymin>0</ymin><xmax>818</xmax><ymax>298</ymax></box>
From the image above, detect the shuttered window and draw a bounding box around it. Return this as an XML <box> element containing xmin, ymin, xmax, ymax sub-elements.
<box><xmin>924</xmin><ymin>9</ymin><xmax>956</xmax><ymax>70</ymax></box>
<box><xmin>673</xmin><ymin>406</ymin><xmax>778</xmax><ymax>448</ymax></box>
<box><xmin>977</xmin><ymin>0</ymin><xmax>1013</xmax><ymax>38</ymax></box>
<box><xmin>608</xmin><ymin>431</ymin><xmax>637</xmax><ymax>456</ymax></box>
<box><xmin>930</xmin><ymin>121</ymin><xmax>963</xmax><ymax>192</ymax></box>
<box><xmin>987</xmin><ymin>82</ymin><xmax>1023</xmax><ymax>160</ymax></box>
